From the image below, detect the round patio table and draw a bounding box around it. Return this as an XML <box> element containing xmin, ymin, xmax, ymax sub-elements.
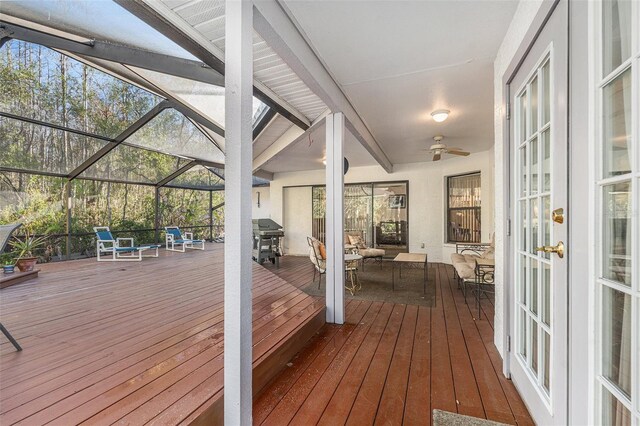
<box><xmin>345</xmin><ymin>253</ymin><xmax>363</xmax><ymax>295</ymax></box>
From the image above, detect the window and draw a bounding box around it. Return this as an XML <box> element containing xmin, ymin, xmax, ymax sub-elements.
<box><xmin>446</xmin><ymin>173</ymin><xmax>481</xmax><ymax>243</ymax></box>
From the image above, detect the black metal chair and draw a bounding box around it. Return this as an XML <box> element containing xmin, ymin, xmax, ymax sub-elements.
<box><xmin>474</xmin><ymin>262</ymin><xmax>495</xmax><ymax>318</ymax></box>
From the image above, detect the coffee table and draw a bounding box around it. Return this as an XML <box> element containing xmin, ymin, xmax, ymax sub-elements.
<box><xmin>392</xmin><ymin>253</ymin><xmax>428</xmax><ymax>293</ymax></box>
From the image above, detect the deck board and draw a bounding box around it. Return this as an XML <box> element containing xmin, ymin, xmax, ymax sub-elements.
<box><xmin>0</xmin><ymin>246</ymin><xmax>324</xmax><ymax>425</ymax></box>
<box><xmin>1</xmin><ymin>251</ymin><xmax>534</xmax><ymax>425</ymax></box>
<box><xmin>260</xmin><ymin>257</ymin><xmax>534</xmax><ymax>425</ymax></box>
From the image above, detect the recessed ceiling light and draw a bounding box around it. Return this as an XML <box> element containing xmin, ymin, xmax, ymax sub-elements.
<box><xmin>431</xmin><ymin>109</ymin><xmax>450</xmax><ymax>123</ymax></box>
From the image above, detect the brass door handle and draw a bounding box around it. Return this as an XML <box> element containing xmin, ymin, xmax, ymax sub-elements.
<box><xmin>536</xmin><ymin>241</ymin><xmax>564</xmax><ymax>258</ymax></box>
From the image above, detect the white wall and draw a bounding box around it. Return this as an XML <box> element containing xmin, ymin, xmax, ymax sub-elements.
<box><xmin>252</xmin><ymin>187</ymin><xmax>270</xmax><ymax>219</ymax></box>
<box><xmin>270</xmin><ymin>149</ymin><xmax>494</xmax><ymax>261</ymax></box>
<box><xmin>282</xmin><ymin>186</ymin><xmax>312</xmax><ymax>255</ymax></box>
<box><xmin>493</xmin><ymin>0</ymin><xmax>545</xmax><ymax>356</ymax></box>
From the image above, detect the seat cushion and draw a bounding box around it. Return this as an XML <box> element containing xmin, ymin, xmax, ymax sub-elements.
<box><xmin>360</xmin><ymin>248</ymin><xmax>385</xmax><ymax>258</ymax></box>
<box><xmin>450</xmin><ymin>253</ymin><xmax>466</xmax><ymax>265</ymax></box>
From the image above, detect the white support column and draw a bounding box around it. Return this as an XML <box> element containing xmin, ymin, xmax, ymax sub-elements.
<box><xmin>325</xmin><ymin>113</ymin><xmax>345</xmax><ymax>324</ymax></box>
<box><xmin>224</xmin><ymin>0</ymin><xmax>253</xmax><ymax>424</ymax></box>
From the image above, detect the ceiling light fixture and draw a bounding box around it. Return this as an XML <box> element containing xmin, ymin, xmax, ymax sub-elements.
<box><xmin>431</xmin><ymin>109</ymin><xmax>450</xmax><ymax>123</ymax></box>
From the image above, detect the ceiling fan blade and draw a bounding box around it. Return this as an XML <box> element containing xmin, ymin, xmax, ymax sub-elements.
<box><xmin>433</xmin><ymin>153</ymin><xmax>441</xmax><ymax>161</ymax></box>
<box><xmin>447</xmin><ymin>147</ymin><xmax>464</xmax><ymax>151</ymax></box>
<box><xmin>447</xmin><ymin>150</ymin><xmax>470</xmax><ymax>156</ymax></box>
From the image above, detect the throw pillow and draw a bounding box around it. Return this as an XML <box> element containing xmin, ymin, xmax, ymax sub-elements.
<box><xmin>318</xmin><ymin>242</ymin><xmax>327</xmax><ymax>259</ymax></box>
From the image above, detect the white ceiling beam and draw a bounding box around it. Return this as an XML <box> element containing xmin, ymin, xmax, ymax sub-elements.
<box><xmin>252</xmin><ymin>0</ymin><xmax>393</xmax><ymax>173</ymax></box>
<box><xmin>252</xmin><ymin>109</ymin><xmax>328</xmax><ymax>171</ymax></box>
<box><xmin>252</xmin><ymin>123</ymin><xmax>305</xmax><ymax>171</ymax></box>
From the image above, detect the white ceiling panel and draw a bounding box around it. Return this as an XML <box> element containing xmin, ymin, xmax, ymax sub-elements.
<box><xmin>158</xmin><ymin>0</ymin><xmax>328</xmax><ymax>122</ymax></box>
<box><xmin>343</xmin><ymin>58</ymin><xmax>496</xmax><ymax>163</ymax></box>
<box><xmin>284</xmin><ymin>0</ymin><xmax>518</xmax><ymax>164</ymax></box>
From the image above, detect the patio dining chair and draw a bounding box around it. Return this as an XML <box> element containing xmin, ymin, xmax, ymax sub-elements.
<box><xmin>307</xmin><ymin>236</ymin><xmax>326</xmax><ymax>288</ymax></box>
<box><xmin>0</xmin><ymin>223</ymin><xmax>23</xmax><ymax>351</ymax></box>
<box><xmin>164</xmin><ymin>226</ymin><xmax>205</xmax><ymax>252</ymax></box>
<box><xmin>94</xmin><ymin>227</ymin><xmax>160</xmax><ymax>262</ymax></box>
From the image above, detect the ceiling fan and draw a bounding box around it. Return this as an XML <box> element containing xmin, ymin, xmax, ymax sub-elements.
<box><xmin>428</xmin><ymin>135</ymin><xmax>470</xmax><ymax>161</ymax></box>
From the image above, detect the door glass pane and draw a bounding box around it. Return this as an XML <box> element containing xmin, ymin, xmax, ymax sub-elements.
<box><xmin>601</xmin><ymin>386</ymin><xmax>631</xmax><ymax>426</ymax></box>
<box><xmin>542</xmin><ymin>262</ymin><xmax>551</xmax><ymax>326</ymax></box>
<box><xmin>519</xmin><ymin>93</ymin><xmax>528</xmax><ymax>143</ymax></box>
<box><xmin>530</xmin><ymin>77</ymin><xmax>539</xmax><ymax>134</ymax></box>
<box><xmin>520</xmin><ymin>200</ymin><xmax>527</xmax><ymax>251</ymax></box>
<box><xmin>530</xmin><ymin>137</ymin><xmax>539</xmax><ymax>195</ymax></box>
<box><xmin>542</xmin><ymin>61</ymin><xmax>551</xmax><ymax>125</ymax></box>
<box><xmin>530</xmin><ymin>198</ymin><xmax>539</xmax><ymax>255</ymax></box>
<box><xmin>602</xmin><ymin>286</ymin><xmax>632</xmax><ymax>397</ymax></box>
<box><xmin>531</xmin><ymin>318</ymin><xmax>538</xmax><ymax>374</ymax></box>
<box><xmin>603</xmin><ymin>69</ymin><xmax>632</xmax><ymax>178</ymax></box>
<box><xmin>520</xmin><ymin>255</ymin><xmax>528</xmax><ymax>304</ymax></box>
<box><xmin>602</xmin><ymin>181</ymin><xmax>632</xmax><ymax>286</ymax></box>
<box><xmin>542</xmin><ymin>129</ymin><xmax>551</xmax><ymax>192</ymax></box>
<box><xmin>531</xmin><ymin>259</ymin><xmax>538</xmax><ymax>315</ymax></box>
<box><xmin>373</xmin><ymin>183</ymin><xmax>408</xmax><ymax>251</ymax></box>
<box><xmin>602</xmin><ymin>0</ymin><xmax>632</xmax><ymax>76</ymax></box>
<box><xmin>519</xmin><ymin>308</ymin><xmax>528</xmax><ymax>360</ymax></box>
<box><xmin>345</xmin><ymin>184</ymin><xmax>373</xmax><ymax>246</ymax></box>
<box><xmin>520</xmin><ymin>146</ymin><xmax>527</xmax><ymax>197</ymax></box>
<box><xmin>542</xmin><ymin>196</ymin><xmax>551</xmax><ymax>259</ymax></box>
<box><xmin>543</xmin><ymin>331</ymin><xmax>550</xmax><ymax>392</ymax></box>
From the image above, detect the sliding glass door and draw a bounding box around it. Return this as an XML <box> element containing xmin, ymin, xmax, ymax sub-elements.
<box><xmin>312</xmin><ymin>181</ymin><xmax>408</xmax><ymax>253</ymax></box>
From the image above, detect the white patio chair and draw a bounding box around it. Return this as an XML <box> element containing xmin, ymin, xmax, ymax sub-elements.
<box><xmin>94</xmin><ymin>227</ymin><xmax>159</xmax><ymax>261</ymax></box>
<box><xmin>164</xmin><ymin>226</ymin><xmax>205</xmax><ymax>252</ymax></box>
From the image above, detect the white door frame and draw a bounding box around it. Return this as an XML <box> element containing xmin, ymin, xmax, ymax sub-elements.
<box><xmin>500</xmin><ymin>0</ymin><xmax>561</xmax><ymax>379</ymax></box>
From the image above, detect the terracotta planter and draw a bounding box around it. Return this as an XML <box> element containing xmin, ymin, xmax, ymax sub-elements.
<box><xmin>16</xmin><ymin>257</ymin><xmax>38</xmax><ymax>273</ymax></box>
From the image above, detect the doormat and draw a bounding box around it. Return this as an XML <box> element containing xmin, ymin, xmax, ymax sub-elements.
<box><xmin>301</xmin><ymin>261</ymin><xmax>436</xmax><ymax>307</ymax></box>
<box><xmin>433</xmin><ymin>410</ymin><xmax>509</xmax><ymax>426</ymax></box>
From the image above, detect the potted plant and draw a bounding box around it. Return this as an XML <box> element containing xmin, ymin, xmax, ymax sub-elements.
<box><xmin>1</xmin><ymin>253</ymin><xmax>15</xmax><ymax>274</ymax></box>
<box><xmin>10</xmin><ymin>230</ymin><xmax>48</xmax><ymax>273</ymax></box>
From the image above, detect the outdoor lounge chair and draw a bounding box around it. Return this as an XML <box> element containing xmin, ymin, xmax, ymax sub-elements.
<box><xmin>164</xmin><ymin>226</ymin><xmax>205</xmax><ymax>252</ymax></box>
<box><xmin>0</xmin><ymin>223</ymin><xmax>23</xmax><ymax>351</ymax></box>
<box><xmin>94</xmin><ymin>227</ymin><xmax>160</xmax><ymax>262</ymax></box>
<box><xmin>307</xmin><ymin>236</ymin><xmax>326</xmax><ymax>288</ymax></box>
<box><xmin>345</xmin><ymin>231</ymin><xmax>385</xmax><ymax>271</ymax></box>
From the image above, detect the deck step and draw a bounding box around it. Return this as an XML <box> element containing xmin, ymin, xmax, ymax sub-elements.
<box><xmin>0</xmin><ymin>269</ymin><xmax>39</xmax><ymax>289</ymax></box>
<box><xmin>189</xmin><ymin>302</ymin><xmax>326</xmax><ymax>425</ymax></box>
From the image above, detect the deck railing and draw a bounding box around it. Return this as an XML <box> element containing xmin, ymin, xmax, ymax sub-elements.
<box><xmin>6</xmin><ymin>224</ymin><xmax>224</xmax><ymax>263</ymax></box>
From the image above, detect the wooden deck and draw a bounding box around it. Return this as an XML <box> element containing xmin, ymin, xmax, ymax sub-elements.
<box><xmin>257</xmin><ymin>257</ymin><xmax>534</xmax><ymax>425</ymax></box>
<box><xmin>0</xmin><ymin>245</ymin><xmax>324</xmax><ymax>425</ymax></box>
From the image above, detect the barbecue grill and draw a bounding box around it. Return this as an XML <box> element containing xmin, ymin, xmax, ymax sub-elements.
<box><xmin>252</xmin><ymin>219</ymin><xmax>284</xmax><ymax>267</ymax></box>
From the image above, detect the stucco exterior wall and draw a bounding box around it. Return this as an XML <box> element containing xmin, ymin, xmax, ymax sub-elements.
<box><xmin>270</xmin><ymin>149</ymin><xmax>494</xmax><ymax>261</ymax></box>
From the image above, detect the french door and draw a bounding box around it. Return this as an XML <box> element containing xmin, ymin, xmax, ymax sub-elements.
<box><xmin>509</xmin><ymin>1</ymin><xmax>568</xmax><ymax>424</ymax></box>
<box><xmin>591</xmin><ymin>0</ymin><xmax>639</xmax><ymax>424</ymax></box>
